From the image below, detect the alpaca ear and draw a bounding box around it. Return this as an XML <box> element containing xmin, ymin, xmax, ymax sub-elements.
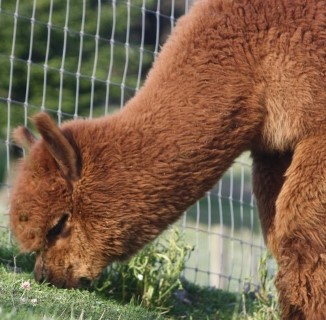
<box><xmin>33</xmin><ymin>113</ymin><xmax>79</xmax><ymax>182</ymax></box>
<box><xmin>13</xmin><ymin>126</ymin><xmax>37</xmax><ymax>149</ymax></box>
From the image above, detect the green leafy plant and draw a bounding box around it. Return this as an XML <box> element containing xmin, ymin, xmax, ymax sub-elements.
<box><xmin>239</xmin><ymin>252</ymin><xmax>280</xmax><ymax>320</ymax></box>
<box><xmin>95</xmin><ymin>228</ymin><xmax>193</xmax><ymax>314</ymax></box>
<box><xmin>0</xmin><ymin>228</ymin><xmax>283</xmax><ymax>319</ymax></box>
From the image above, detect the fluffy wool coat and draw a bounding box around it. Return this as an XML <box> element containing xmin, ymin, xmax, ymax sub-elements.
<box><xmin>10</xmin><ymin>0</ymin><xmax>326</xmax><ymax>319</ymax></box>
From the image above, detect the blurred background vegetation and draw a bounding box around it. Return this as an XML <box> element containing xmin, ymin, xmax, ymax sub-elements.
<box><xmin>0</xmin><ymin>0</ymin><xmax>188</xmax><ymax>140</ymax></box>
<box><xmin>0</xmin><ymin>0</ymin><xmax>189</xmax><ymax>188</ymax></box>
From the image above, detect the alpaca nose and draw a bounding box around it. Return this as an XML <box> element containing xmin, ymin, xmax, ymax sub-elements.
<box><xmin>34</xmin><ymin>263</ymin><xmax>46</xmax><ymax>283</ymax></box>
<box><xmin>34</xmin><ymin>265</ymin><xmax>47</xmax><ymax>283</ymax></box>
<box><xmin>79</xmin><ymin>277</ymin><xmax>92</xmax><ymax>287</ymax></box>
<box><xmin>34</xmin><ymin>254</ymin><xmax>47</xmax><ymax>283</ymax></box>
<box><xmin>79</xmin><ymin>277</ymin><xmax>92</xmax><ymax>288</ymax></box>
<box><xmin>34</xmin><ymin>272</ymin><xmax>46</xmax><ymax>283</ymax></box>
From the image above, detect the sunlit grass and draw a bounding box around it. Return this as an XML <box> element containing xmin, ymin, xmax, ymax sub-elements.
<box><xmin>0</xmin><ymin>229</ymin><xmax>279</xmax><ymax>319</ymax></box>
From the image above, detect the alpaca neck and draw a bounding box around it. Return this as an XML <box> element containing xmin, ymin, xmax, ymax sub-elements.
<box><xmin>88</xmin><ymin>1</ymin><xmax>264</xmax><ymax>257</ymax></box>
<box><xmin>112</xmin><ymin>81</ymin><xmax>259</xmax><ymax>239</ymax></box>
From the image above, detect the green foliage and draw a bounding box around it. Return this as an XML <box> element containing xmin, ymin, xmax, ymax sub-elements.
<box><xmin>96</xmin><ymin>228</ymin><xmax>194</xmax><ymax>314</ymax></box>
<box><xmin>0</xmin><ymin>1</ymin><xmax>147</xmax><ymax>138</ymax></box>
<box><xmin>0</xmin><ymin>266</ymin><xmax>161</xmax><ymax>320</ymax></box>
<box><xmin>0</xmin><ymin>230</ymin><xmax>280</xmax><ymax>319</ymax></box>
<box><xmin>169</xmin><ymin>281</ymin><xmax>239</xmax><ymax>320</ymax></box>
<box><xmin>0</xmin><ymin>1</ymin><xmax>186</xmax><ymax>140</ymax></box>
<box><xmin>238</xmin><ymin>253</ymin><xmax>280</xmax><ymax>320</ymax></box>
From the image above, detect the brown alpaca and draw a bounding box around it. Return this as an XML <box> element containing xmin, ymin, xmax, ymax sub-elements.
<box><xmin>9</xmin><ymin>0</ymin><xmax>326</xmax><ymax>318</ymax></box>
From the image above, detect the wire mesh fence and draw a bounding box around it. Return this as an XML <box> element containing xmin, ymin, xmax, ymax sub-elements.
<box><xmin>0</xmin><ymin>0</ymin><xmax>266</xmax><ymax>292</ymax></box>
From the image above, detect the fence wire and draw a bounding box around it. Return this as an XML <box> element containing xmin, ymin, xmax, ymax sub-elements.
<box><xmin>0</xmin><ymin>0</ymin><xmax>265</xmax><ymax>292</ymax></box>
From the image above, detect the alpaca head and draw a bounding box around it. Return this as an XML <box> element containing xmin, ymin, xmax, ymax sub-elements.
<box><xmin>10</xmin><ymin>113</ymin><xmax>112</xmax><ymax>288</ymax></box>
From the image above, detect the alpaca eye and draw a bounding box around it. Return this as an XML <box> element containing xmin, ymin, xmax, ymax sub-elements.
<box><xmin>47</xmin><ymin>214</ymin><xmax>69</xmax><ymax>240</ymax></box>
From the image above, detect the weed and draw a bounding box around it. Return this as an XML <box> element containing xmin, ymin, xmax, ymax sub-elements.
<box><xmin>239</xmin><ymin>252</ymin><xmax>280</xmax><ymax>320</ymax></box>
<box><xmin>95</xmin><ymin>228</ymin><xmax>194</xmax><ymax>314</ymax></box>
<box><xmin>0</xmin><ymin>228</ymin><xmax>281</xmax><ymax>319</ymax></box>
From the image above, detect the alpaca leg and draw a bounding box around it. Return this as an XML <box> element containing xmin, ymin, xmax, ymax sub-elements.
<box><xmin>252</xmin><ymin>151</ymin><xmax>292</xmax><ymax>249</ymax></box>
<box><xmin>273</xmin><ymin>135</ymin><xmax>326</xmax><ymax>319</ymax></box>
<box><xmin>252</xmin><ymin>152</ymin><xmax>304</xmax><ymax>319</ymax></box>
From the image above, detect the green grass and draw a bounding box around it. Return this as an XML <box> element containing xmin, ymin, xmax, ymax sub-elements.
<box><xmin>0</xmin><ymin>230</ymin><xmax>280</xmax><ymax>320</ymax></box>
<box><xmin>0</xmin><ymin>268</ymin><xmax>161</xmax><ymax>320</ymax></box>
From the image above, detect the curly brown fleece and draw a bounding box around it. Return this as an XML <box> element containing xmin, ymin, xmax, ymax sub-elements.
<box><xmin>10</xmin><ymin>0</ymin><xmax>326</xmax><ymax>318</ymax></box>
